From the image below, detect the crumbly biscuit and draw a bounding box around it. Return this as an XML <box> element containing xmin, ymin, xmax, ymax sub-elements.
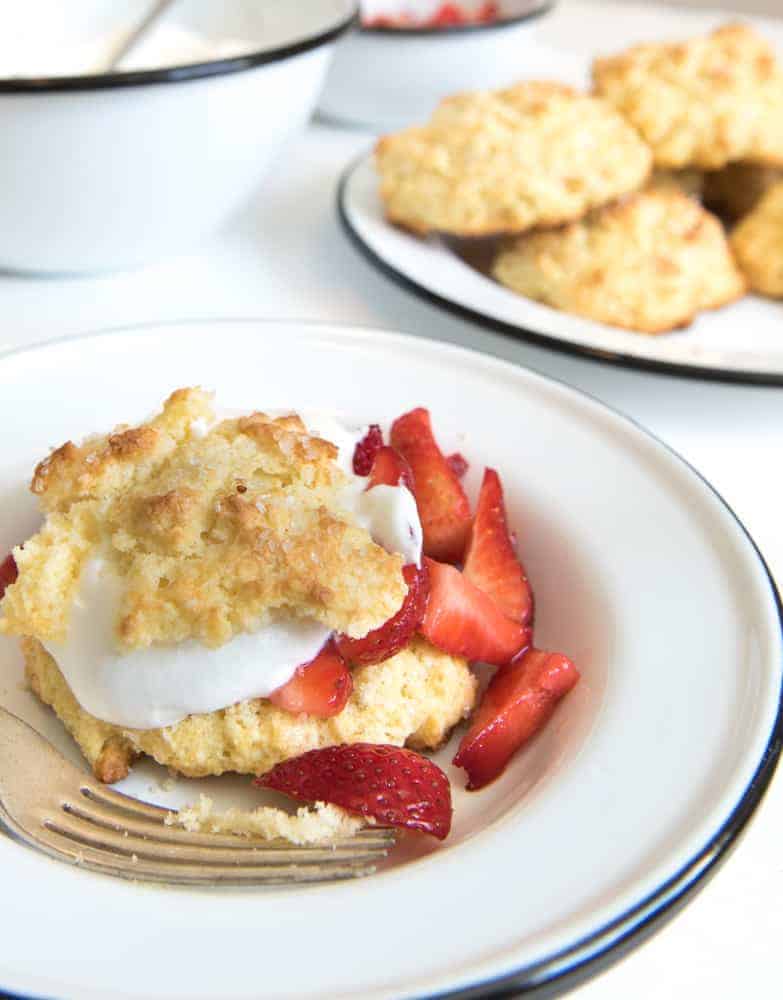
<box><xmin>23</xmin><ymin>636</ymin><xmax>477</xmax><ymax>781</ymax></box>
<box><xmin>593</xmin><ymin>23</ymin><xmax>783</xmax><ymax>170</ymax></box>
<box><xmin>730</xmin><ymin>180</ymin><xmax>783</xmax><ymax>297</ymax></box>
<box><xmin>704</xmin><ymin>163</ymin><xmax>783</xmax><ymax>221</ymax></box>
<box><xmin>492</xmin><ymin>189</ymin><xmax>746</xmax><ymax>333</ymax></box>
<box><xmin>167</xmin><ymin>796</ymin><xmax>365</xmax><ymax>845</ymax></box>
<box><xmin>375</xmin><ymin>81</ymin><xmax>652</xmax><ymax>236</ymax></box>
<box><xmin>1</xmin><ymin>389</ymin><xmax>407</xmax><ymax>648</ymax></box>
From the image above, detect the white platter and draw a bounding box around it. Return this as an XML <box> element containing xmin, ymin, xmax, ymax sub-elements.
<box><xmin>0</xmin><ymin>319</ymin><xmax>780</xmax><ymax>1000</ymax></box>
<box><xmin>339</xmin><ymin>153</ymin><xmax>783</xmax><ymax>385</ymax></box>
<box><xmin>336</xmin><ymin>0</ymin><xmax>783</xmax><ymax>385</ymax></box>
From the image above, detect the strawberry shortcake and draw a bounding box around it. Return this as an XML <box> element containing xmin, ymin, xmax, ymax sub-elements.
<box><xmin>0</xmin><ymin>389</ymin><xmax>578</xmax><ymax>842</ymax></box>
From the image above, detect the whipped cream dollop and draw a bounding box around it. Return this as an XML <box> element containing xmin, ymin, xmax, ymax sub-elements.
<box><xmin>43</xmin><ymin>411</ymin><xmax>422</xmax><ymax>730</ymax></box>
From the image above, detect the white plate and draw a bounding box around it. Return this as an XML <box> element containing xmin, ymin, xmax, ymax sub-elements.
<box><xmin>0</xmin><ymin>319</ymin><xmax>780</xmax><ymax>1000</ymax></box>
<box><xmin>336</xmin><ymin>0</ymin><xmax>783</xmax><ymax>385</ymax></box>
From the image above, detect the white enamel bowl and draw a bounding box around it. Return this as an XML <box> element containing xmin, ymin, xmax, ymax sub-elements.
<box><xmin>0</xmin><ymin>1</ymin><xmax>356</xmax><ymax>274</ymax></box>
<box><xmin>318</xmin><ymin>0</ymin><xmax>569</xmax><ymax>130</ymax></box>
<box><xmin>0</xmin><ymin>319</ymin><xmax>780</xmax><ymax>999</ymax></box>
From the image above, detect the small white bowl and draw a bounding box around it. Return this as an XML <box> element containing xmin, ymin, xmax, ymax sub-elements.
<box><xmin>0</xmin><ymin>0</ymin><xmax>356</xmax><ymax>275</ymax></box>
<box><xmin>318</xmin><ymin>0</ymin><xmax>578</xmax><ymax>131</ymax></box>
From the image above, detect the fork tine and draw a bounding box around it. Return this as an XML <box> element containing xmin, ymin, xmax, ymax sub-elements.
<box><xmin>44</xmin><ymin>812</ymin><xmax>394</xmax><ymax>867</ymax></box>
<box><xmin>0</xmin><ymin>708</ymin><xmax>397</xmax><ymax>885</ymax></box>
<box><xmin>78</xmin><ymin>781</ymin><xmax>171</xmax><ymax>822</ymax></box>
<box><xmin>62</xmin><ymin>796</ymin><xmax>395</xmax><ymax>852</ymax></box>
<box><xmin>31</xmin><ymin>824</ymin><xmax>384</xmax><ymax>885</ymax></box>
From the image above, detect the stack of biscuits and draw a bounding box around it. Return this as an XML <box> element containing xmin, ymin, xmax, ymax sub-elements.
<box><xmin>375</xmin><ymin>23</ymin><xmax>783</xmax><ymax>334</ymax></box>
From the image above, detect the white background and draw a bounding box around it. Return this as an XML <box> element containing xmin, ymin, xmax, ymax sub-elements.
<box><xmin>0</xmin><ymin>1</ymin><xmax>781</xmax><ymax>999</ymax></box>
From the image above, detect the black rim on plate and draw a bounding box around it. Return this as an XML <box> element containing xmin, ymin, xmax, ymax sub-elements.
<box><xmin>337</xmin><ymin>154</ymin><xmax>783</xmax><ymax>387</ymax></box>
<box><xmin>433</xmin><ymin>494</ymin><xmax>782</xmax><ymax>998</ymax></box>
<box><xmin>0</xmin><ymin>5</ymin><xmax>357</xmax><ymax>93</ymax></box>
<box><xmin>359</xmin><ymin>0</ymin><xmax>554</xmax><ymax>37</ymax></box>
<box><xmin>0</xmin><ymin>318</ymin><xmax>780</xmax><ymax>1000</ymax></box>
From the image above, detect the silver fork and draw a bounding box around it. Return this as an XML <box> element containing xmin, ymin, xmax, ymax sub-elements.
<box><xmin>0</xmin><ymin>708</ymin><xmax>395</xmax><ymax>886</ymax></box>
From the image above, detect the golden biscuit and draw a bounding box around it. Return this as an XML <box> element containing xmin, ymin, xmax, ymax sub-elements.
<box><xmin>730</xmin><ymin>180</ymin><xmax>783</xmax><ymax>297</ymax></box>
<box><xmin>23</xmin><ymin>636</ymin><xmax>477</xmax><ymax>782</ymax></box>
<box><xmin>492</xmin><ymin>189</ymin><xmax>746</xmax><ymax>333</ymax></box>
<box><xmin>593</xmin><ymin>23</ymin><xmax>783</xmax><ymax>170</ymax></box>
<box><xmin>3</xmin><ymin>390</ymin><xmax>478</xmax><ymax>785</ymax></box>
<box><xmin>704</xmin><ymin>163</ymin><xmax>783</xmax><ymax>221</ymax></box>
<box><xmin>1</xmin><ymin>388</ymin><xmax>407</xmax><ymax>648</ymax></box>
<box><xmin>375</xmin><ymin>81</ymin><xmax>652</xmax><ymax>236</ymax></box>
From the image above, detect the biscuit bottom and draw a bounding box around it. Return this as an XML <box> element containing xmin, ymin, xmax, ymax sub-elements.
<box><xmin>492</xmin><ymin>189</ymin><xmax>746</xmax><ymax>333</ymax></box>
<box><xmin>23</xmin><ymin>637</ymin><xmax>477</xmax><ymax>783</ymax></box>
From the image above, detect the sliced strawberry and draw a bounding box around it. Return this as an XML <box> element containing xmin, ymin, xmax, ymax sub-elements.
<box><xmin>336</xmin><ymin>562</ymin><xmax>429</xmax><ymax>666</ymax></box>
<box><xmin>367</xmin><ymin>445</ymin><xmax>415</xmax><ymax>493</ymax></box>
<box><xmin>256</xmin><ymin>743</ymin><xmax>452</xmax><ymax>839</ymax></box>
<box><xmin>446</xmin><ymin>452</ymin><xmax>469</xmax><ymax>479</ymax></box>
<box><xmin>453</xmin><ymin>649</ymin><xmax>580</xmax><ymax>790</ymax></box>
<box><xmin>352</xmin><ymin>424</ymin><xmax>384</xmax><ymax>476</ymax></box>
<box><xmin>268</xmin><ymin>640</ymin><xmax>352</xmax><ymax>718</ymax></box>
<box><xmin>390</xmin><ymin>408</ymin><xmax>471</xmax><ymax>564</ymax></box>
<box><xmin>463</xmin><ymin>468</ymin><xmax>533</xmax><ymax>626</ymax></box>
<box><xmin>477</xmin><ymin>1</ymin><xmax>500</xmax><ymax>22</ymax></box>
<box><xmin>419</xmin><ymin>557</ymin><xmax>530</xmax><ymax>666</ymax></box>
<box><xmin>431</xmin><ymin>3</ymin><xmax>467</xmax><ymax>25</ymax></box>
<box><xmin>0</xmin><ymin>553</ymin><xmax>18</xmax><ymax>601</ymax></box>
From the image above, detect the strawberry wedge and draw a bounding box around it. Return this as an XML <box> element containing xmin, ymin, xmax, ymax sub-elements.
<box><xmin>419</xmin><ymin>557</ymin><xmax>530</xmax><ymax>666</ymax></box>
<box><xmin>390</xmin><ymin>408</ymin><xmax>471</xmax><ymax>564</ymax></box>
<box><xmin>352</xmin><ymin>424</ymin><xmax>384</xmax><ymax>476</ymax></box>
<box><xmin>256</xmin><ymin>743</ymin><xmax>452</xmax><ymax>839</ymax></box>
<box><xmin>0</xmin><ymin>553</ymin><xmax>18</xmax><ymax>601</ymax></box>
<box><xmin>269</xmin><ymin>640</ymin><xmax>353</xmax><ymax>717</ymax></box>
<box><xmin>366</xmin><ymin>445</ymin><xmax>415</xmax><ymax>493</ymax></box>
<box><xmin>463</xmin><ymin>468</ymin><xmax>533</xmax><ymax>626</ymax></box>
<box><xmin>336</xmin><ymin>562</ymin><xmax>429</xmax><ymax>666</ymax></box>
<box><xmin>453</xmin><ymin>649</ymin><xmax>580</xmax><ymax>789</ymax></box>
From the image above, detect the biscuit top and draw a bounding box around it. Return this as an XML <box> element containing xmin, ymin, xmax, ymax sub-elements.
<box><xmin>375</xmin><ymin>80</ymin><xmax>652</xmax><ymax>236</ymax></box>
<box><xmin>593</xmin><ymin>23</ymin><xmax>783</xmax><ymax>169</ymax></box>
<box><xmin>0</xmin><ymin>389</ymin><xmax>407</xmax><ymax>649</ymax></box>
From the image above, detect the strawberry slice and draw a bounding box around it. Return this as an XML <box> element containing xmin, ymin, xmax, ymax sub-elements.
<box><xmin>463</xmin><ymin>468</ymin><xmax>533</xmax><ymax>626</ymax></box>
<box><xmin>256</xmin><ymin>743</ymin><xmax>452</xmax><ymax>839</ymax></box>
<box><xmin>453</xmin><ymin>649</ymin><xmax>580</xmax><ymax>789</ymax></box>
<box><xmin>268</xmin><ymin>640</ymin><xmax>353</xmax><ymax>718</ymax></box>
<box><xmin>367</xmin><ymin>445</ymin><xmax>415</xmax><ymax>493</ymax></box>
<box><xmin>390</xmin><ymin>408</ymin><xmax>471</xmax><ymax>564</ymax></box>
<box><xmin>352</xmin><ymin>424</ymin><xmax>384</xmax><ymax>476</ymax></box>
<box><xmin>419</xmin><ymin>557</ymin><xmax>530</xmax><ymax>666</ymax></box>
<box><xmin>431</xmin><ymin>3</ymin><xmax>467</xmax><ymax>25</ymax></box>
<box><xmin>0</xmin><ymin>553</ymin><xmax>18</xmax><ymax>601</ymax></box>
<box><xmin>336</xmin><ymin>562</ymin><xmax>429</xmax><ymax>666</ymax></box>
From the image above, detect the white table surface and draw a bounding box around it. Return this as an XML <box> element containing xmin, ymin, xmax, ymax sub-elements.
<box><xmin>1</xmin><ymin>5</ymin><xmax>782</xmax><ymax>998</ymax></box>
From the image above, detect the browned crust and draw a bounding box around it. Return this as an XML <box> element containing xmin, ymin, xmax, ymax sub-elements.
<box><xmin>94</xmin><ymin>736</ymin><xmax>138</xmax><ymax>783</ymax></box>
